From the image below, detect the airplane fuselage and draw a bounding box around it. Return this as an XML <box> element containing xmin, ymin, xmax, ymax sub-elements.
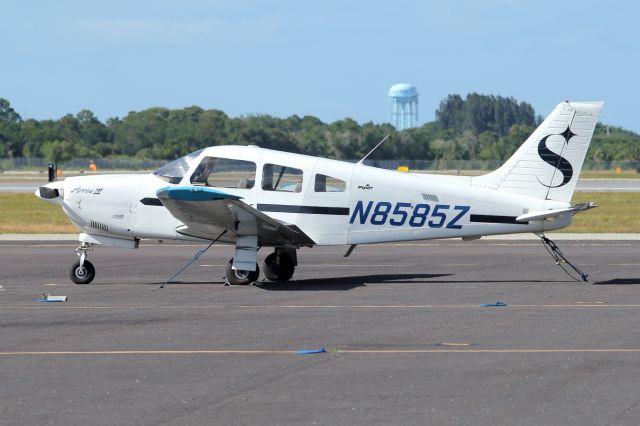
<box><xmin>41</xmin><ymin>145</ymin><xmax>571</xmax><ymax>248</ymax></box>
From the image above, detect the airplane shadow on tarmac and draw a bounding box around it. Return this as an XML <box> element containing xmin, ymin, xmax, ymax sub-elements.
<box><xmin>158</xmin><ymin>274</ymin><xmax>573</xmax><ymax>290</ymax></box>
<box><xmin>594</xmin><ymin>278</ymin><xmax>640</xmax><ymax>285</ymax></box>
<box><xmin>256</xmin><ymin>276</ymin><xmax>583</xmax><ymax>290</ymax></box>
<box><xmin>255</xmin><ymin>273</ymin><xmax>451</xmax><ymax>291</ymax></box>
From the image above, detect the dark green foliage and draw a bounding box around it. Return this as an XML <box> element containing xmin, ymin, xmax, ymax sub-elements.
<box><xmin>0</xmin><ymin>98</ymin><xmax>23</xmax><ymax>157</ymax></box>
<box><xmin>0</xmin><ymin>98</ymin><xmax>21</xmax><ymax>123</ymax></box>
<box><xmin>40</xmin><ymin>140</ymin><xmax>77</xmax><ymax>164</ymax></box>
<box><xmin>436</xmin><ymin>93</ymin><xmax>538</xmax><ymax>136</ymax></box>
<box><xmin>77</xmin><ymin>110</ymin><xmax>111</xmax><ymax>147</ymax></box>
<box><xmin>588</xmin><ymin>123</ymin><xmax>640</xmax><ymax>161</ymax></box>
<box><xmin>1</xmin><ymin>96</ymin><xmax>639</xmax><ymax>163</ymax></box>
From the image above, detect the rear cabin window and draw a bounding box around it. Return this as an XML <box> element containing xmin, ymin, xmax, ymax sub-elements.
<box><xmin>262</xmin><ymin>164</ymin><xmax>303</xmax><ymax>192</ymax></box>
<box><xmin>190</xmin><ymin>157</ymin><xmax>256</xmax><ymax>189</ymax></box>
<box><xmin>314</xmin><ymin>174</ymin><xmax>347</xmax><ymax>192</ymax></box>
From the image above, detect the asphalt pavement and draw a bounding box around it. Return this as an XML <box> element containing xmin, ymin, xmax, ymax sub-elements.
<box><xmin>2</xmin><ymin>239</ymin><xmax>640</xmax><ymax>425</ymax></box>
<box><xmin>576</xmin><ymin>179</ymin><xmax>640</xmax><ymax>192</ymax></box>
<box><xmin>0</xmin><ymin>181</ymin><xmax>43</xmax><ymax>192</ymax></box>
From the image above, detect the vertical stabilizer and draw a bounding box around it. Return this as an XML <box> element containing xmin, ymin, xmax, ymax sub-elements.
<box><xmin>472</xmin><ymin>101</ymin><xmax>603</xmax><ymax>202</ymax></box>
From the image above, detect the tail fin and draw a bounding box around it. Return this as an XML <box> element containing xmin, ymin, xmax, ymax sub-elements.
<box><xmin>472</xmin><ymin>101</ymin><xmax>604</xmax><ymax>202</ymax></box>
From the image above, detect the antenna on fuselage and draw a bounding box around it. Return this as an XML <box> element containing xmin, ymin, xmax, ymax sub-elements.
<box><xmin>357</xmin><ymin>133</ymin><xmax>392</xmax><ymax>165</ymax></box>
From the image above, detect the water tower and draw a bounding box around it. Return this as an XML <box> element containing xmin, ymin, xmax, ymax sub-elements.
<box><xmin>388</xmin><ymin>83</ymin><xmax>418</xmax><ymax>130</ymax></box>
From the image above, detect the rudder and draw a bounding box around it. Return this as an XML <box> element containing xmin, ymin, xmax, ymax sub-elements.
<box><xmin>472</xmin><ymin>101</ymin><xmax>604</xmax><ymax>202</ymax></box>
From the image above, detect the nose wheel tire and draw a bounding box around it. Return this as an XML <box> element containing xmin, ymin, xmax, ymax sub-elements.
<box><xmin>226</xmin><ymin>259</ymin><xmax>260</xmax><ymax>285</ymax></box>
<box><xmin>70</xmin><ymin>260</ymin><xmax>95</xmax><ymax>284</ymax></box>
<box><xmin>263</xmin><ymin>252</ymin><xmax>295</xmax><ymax>282</ymax></box>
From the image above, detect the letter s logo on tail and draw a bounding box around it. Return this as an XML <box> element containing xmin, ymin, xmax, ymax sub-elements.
<box><xmin>537</xmin><ymin>126</ymin><xmax>576</xmax><ymax>188</ymax></box>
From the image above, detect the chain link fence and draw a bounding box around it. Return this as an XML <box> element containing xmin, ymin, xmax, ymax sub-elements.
<box><xmin>0</xmin><ymin>157</ymin><xmax>166</xmax><ymax>171</ymax></box>
<box><xmin>1</xmin><ymin>157</ymin><xmax>639</xmax><ymax>173</ymax></box>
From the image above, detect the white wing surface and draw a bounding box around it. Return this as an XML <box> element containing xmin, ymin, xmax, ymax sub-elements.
<box><xmin>156</xmin><ymin>187</ymin><xmax>314</xmax><ymax>247</ymax></box>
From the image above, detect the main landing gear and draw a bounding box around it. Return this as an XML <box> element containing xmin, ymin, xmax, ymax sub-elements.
<box><xmin>226</xmin><ymin>260</ymin><xmax>260</xmax><ymax>285</ymax></box>
<box><xmin>67</xmin><ymin>238</ymin><xmax>297</xmax><ymax>286</ymax></box>
<box><xmin>70</xmin><ymin>242</ymin><xmax>95</xmax><ymax>284</ymax></box>
<box><xmin>224</xmin><ymin>247</ymin><xmax>297</xmax><ymax>285</ymax></box>
<box><xmin>263</xmin><ymin>248</ymin><xmax>296</xmax><ymax>282</ymax></box>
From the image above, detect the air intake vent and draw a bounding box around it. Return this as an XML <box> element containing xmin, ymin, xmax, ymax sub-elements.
<box><xmin>90</xmin><ymin>220</ymin><xmax>109</xmax><ymax>232</ymax></box>
<box><xmin>421</xmin><ymin>193</ymin><xmax>439</xmax><ymax>202</ymax></box>
<box><xmin>38</xmin><ymin>187</ymin><xmax>60</xmax><ymax>199</ymax></box>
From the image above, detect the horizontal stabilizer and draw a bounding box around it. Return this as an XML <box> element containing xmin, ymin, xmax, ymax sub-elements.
<box><xmin>516</xmin><ymin>202</ymin><xmax>597</xmax><ymax>222</ymax></box>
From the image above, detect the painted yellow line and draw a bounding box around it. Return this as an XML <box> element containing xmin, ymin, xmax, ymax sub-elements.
<box><xmin>1</xmin><ymin>348</ymin><xmax>640</xmax><ymax>356</ymax></box>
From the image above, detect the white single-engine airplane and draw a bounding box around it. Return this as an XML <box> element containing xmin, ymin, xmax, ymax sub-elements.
<box><xmin>37</xmin><ymin>101</ymin><xmax>603</xmax><ymax>285</ymax></box>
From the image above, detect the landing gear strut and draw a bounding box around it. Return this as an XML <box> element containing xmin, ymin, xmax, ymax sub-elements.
<box><xmin>263</xmin><ymin>248</ymin><xmax>296</xmax><ymax>282</ymax></box>
<box><xmin>70</xmin><ymin>242</ymin><xmax>95</xmax><ymax>284</ymax></box>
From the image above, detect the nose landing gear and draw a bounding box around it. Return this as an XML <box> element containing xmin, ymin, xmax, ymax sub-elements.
<box><xmin>70</xmin><ymin>242</ymin><xmax>95</xmax><ymax>284</ymax></box>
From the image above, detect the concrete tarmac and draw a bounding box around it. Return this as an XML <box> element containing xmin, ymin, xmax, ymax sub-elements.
<box><xmin>2</xmin><ymin>239</ymin><xmax>640</xmax><ymax>425</ymax></box>
<box><xmin>0</xmin><ymin>181</ymin><xmax>42</xmax><ymax>192</ymax></box>
<box><xmin>576</xmin><ymin>179</ymin><xmax>640</xmax><ymax>192</ymax></box>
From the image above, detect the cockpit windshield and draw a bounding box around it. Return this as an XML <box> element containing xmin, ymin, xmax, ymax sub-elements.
<box><xmin>153</xmin><ymin>149</ymin><xmax>204</xmax><ymax>184</ymax></box>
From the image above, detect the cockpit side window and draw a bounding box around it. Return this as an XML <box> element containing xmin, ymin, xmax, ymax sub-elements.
<box><xmin>262</xmin><ymin>164</ymin><xmax>303</xmax><ymax>192</ymax></box>
<box><xmin>190</xmin><ymin>157</ymin><xmax>256</xmax><ymax>189</ymax></box>
<box><xmin>314</xmin><ymin>174</ymin><xmax>346</xmax><ymax>192</ymax></box>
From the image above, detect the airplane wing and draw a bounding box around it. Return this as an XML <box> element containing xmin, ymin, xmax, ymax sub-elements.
<box><xmin>156</xmin><ymin>186</ymin><xmax>315</xmax><ymax>247</ymax></box>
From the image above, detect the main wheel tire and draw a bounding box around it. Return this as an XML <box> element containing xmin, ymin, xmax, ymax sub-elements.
<box><xmin>70</xmin><ymin>260</ymin><xmax>95</xmax><ymax>284</ymax></box>
<box><xmin>263</xmin><ymin>252</ymin><xmax>295</xmax><ymax>282</ymax></box>
<box><xmin>226</xmin><ymin>259</ymin><xmax>260</xmax><ymax>285</ymax></box>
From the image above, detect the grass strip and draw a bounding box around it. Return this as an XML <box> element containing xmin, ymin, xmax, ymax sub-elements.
<box><xmin>0</xmin><ymin>193</ymin><xmax>76</xmax><ymax>233</ymax></box>
<box><xmin>565</xmin><ymin>192</ymin><xmax>640</xmax><ymax>233</ymax></box>
<box><xmin>0</xmin><ymin>192</ymin><xmax>637</xmax><ymax>234</ymax></box>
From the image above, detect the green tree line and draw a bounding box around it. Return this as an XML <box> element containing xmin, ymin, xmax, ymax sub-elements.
<box><xmin>0</xmin><ymin>95</ymin><xmax>638</xmax><ymax>163</ymax></box>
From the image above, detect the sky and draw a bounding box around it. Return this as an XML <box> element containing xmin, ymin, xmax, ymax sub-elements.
<box><xmin>1</xmin><ymin>0</ymin><xmax>639</xmax><ymax>131</ymax></box>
